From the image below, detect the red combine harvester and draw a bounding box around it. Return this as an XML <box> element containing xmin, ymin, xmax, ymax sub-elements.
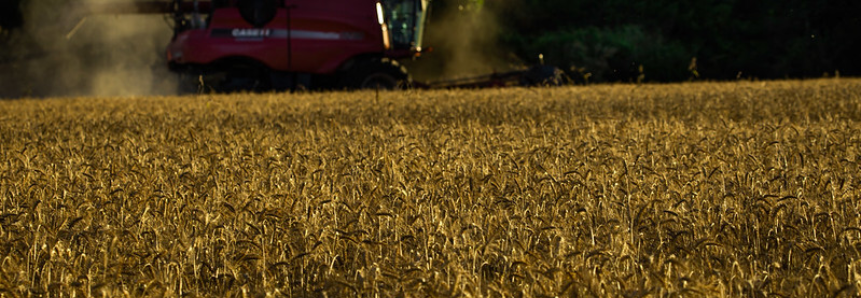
<box><xmin>91</xmin><ymin>0</ymin><xmax>429</xmax><ymax>92</ymax></box>
<box><xmin>87</xmin><ymin>0</ymin><xmax>564</xmax><ymax>93</ymax></box>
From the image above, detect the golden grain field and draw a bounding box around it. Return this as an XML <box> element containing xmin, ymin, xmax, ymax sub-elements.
<box><xmin>1</xmin><ymin>79</ymin><xmax>861</xmax><ymax>297</ymax></box>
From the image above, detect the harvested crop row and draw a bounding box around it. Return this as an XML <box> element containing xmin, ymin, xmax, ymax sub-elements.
<box><xmin>1</xmin><ymin>79</ymin><xmax>860</xmax><ymax>297</ymax></box>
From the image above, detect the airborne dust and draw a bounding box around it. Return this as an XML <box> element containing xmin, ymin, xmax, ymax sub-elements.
<box><xmin>405</xmin><ymin>3</ymin><xmax>518</xmax><ymax>82</ymax></box>
<box><xmin>1</xmin><ymin>0</ymin><xmax>175</xmax><ymax>98</ymax></box>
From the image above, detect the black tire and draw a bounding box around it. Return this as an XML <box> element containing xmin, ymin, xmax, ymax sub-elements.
<box><xmin>237</xmin><ymin>0</ymin><xmax>278</xmax><ymax>28</ymax></box>
<box><xmin>342</xmin><ymin>58</ymin><xmax>410</xmax><ymax>90</ymax></box>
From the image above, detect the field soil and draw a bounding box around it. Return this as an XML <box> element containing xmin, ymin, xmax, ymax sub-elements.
<box><xmin>1</xmin><ymin>80</ymin><xmax>861</xmax><ymax>297</ymax></box>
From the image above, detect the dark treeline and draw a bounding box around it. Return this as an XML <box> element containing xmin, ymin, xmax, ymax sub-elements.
<box><xmin>435</xmin><ymin>0</ymin><xmax>861</xmax><ymax>82</ymax></box>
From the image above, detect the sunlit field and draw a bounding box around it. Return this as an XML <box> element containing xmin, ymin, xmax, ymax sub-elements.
<box><xmin>2</xmin><ymin>79</ymin><xmax>861</xmax><ymax>297</ymax></box>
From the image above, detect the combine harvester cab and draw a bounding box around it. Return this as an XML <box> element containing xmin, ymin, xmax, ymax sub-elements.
<box><xmin>94</xmin><ymin>0</ymin><xmax>430</xmax><ymax>93</ymax></box>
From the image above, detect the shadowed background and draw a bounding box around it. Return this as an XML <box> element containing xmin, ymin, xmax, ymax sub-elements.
<box><xmin>2</xmin><ymin>0</ymin><xmax>860</xmax><ymax>97</ymax></box>
<box><xmin>411</xmin><ymin>0</ymin><xmax>861</xmax><ymax>82</ymax></box>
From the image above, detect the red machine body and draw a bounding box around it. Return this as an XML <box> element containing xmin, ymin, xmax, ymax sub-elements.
<box><xmin>93</xmin><ymin>0</ymin><xmax>429</xmax><ymax>91</ymax></box>
<box><xmin>170</xmin><ymin>1</ymin><xmax>395</xmax><ymax>74</ymax></box>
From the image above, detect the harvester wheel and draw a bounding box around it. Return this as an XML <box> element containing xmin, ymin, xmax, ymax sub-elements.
<box><xmin>343</xmin><ymin>58</ymin><xmax>410</xmax><ymax>90</ymax></box>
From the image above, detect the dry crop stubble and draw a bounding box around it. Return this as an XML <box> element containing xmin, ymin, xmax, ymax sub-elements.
<box><xmin>0</xmin><ymin>79</ymin><xmax>861</xmax><ymax>297</ymax></box>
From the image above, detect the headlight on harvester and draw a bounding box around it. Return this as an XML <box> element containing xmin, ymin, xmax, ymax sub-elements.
<box><xmin>376</xmin><ymin>2</ymin><xmax>385</xmax><ymax>25</ymax></box>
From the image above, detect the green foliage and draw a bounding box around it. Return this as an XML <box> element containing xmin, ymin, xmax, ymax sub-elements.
<box><xmin>470</xmin><ymin>0</ymin><xmax>484</xmax><ymax>11</ymax></box>
<box><xmin>482</xmin><ymin>0</ymin><xmax>861</xmax><ymax>82</ymax></box>
<box><xmin>513</xmin><ymin>25</ymin><xmax>690</xmax><ymax>82</ymax></box>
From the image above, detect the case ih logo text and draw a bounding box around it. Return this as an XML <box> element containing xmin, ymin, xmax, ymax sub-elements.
<box><xmin>210</xmin><ymin>29</ymin><xmax>365</xmax><ymax>41</ymax></box>
<box><xmin>232</xmin><ymin>29</ymin><xmax>271</xmax><ymax>38</ymax></box>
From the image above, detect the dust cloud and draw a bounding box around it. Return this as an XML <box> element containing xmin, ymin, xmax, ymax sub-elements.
<box><xmin>407</xmin><ymin>3</ymin><xmax>520</xmax><ymax>82</ymax></box>
<box><xmin>2</xmin><ymin>0</ymin><xmax>176</xmax><ymax>98</ymax></box>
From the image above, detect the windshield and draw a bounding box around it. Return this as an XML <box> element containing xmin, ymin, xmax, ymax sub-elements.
<box><xmin>381</xmin><ymin>0</ymin><xmax>429</xmax><ymax>51</ymax></box>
